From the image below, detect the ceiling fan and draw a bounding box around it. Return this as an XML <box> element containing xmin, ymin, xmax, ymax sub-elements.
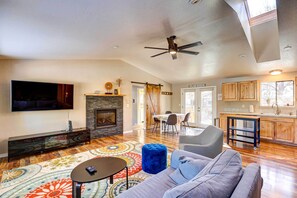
<box><xmin>144</xmin><ymin>35</ymin><xmax>202</xmax><ymax>60</ymax></box>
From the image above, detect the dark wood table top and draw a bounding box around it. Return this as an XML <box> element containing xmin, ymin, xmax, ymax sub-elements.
<box><xmin>70</xmin><ymin>157</ymin><xmax>127</xmax><ymax>183</ymax></box>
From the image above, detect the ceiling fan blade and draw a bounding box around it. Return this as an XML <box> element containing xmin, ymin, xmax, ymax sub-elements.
<box><xmin>151</xmin><ymin>51</ymin><xmax>168</xmax><ymax>58</ymax></box>
<box><xmin>171</xmin><ymin>53</ymin><xmax>177</xmax><ymax>60</ymax></box>
<box><xmin>177</xmin><ymin>41</ymin><xmax>203</xmax><ymax>50</ymax></box>
<box><xmin>144</xmin><ymin>46</ymin><xmax>168</xmax><ymax>50</ymax></box>
<box><xmin>178</xmin><ymin>50</ymin><xmax>199</xmax><ymax>55</ymax></box>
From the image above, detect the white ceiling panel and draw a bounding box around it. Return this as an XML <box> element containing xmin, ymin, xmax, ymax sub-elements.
<box><xmin>0</xmin><ymin>0</ymin><xmax>296</xmax><ymax>83</ymax></box>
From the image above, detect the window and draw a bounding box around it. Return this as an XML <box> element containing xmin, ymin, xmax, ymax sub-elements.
<box><xmin>246</xmin><ymin>0</ymin><xmax>276</xmax><ymax>18</ymax></box>
<box><xmin>260</xmin><ymin>80</ymin><xmax>294</xmax><ymax>107</ymax></box>
<box><xmin>245</xmin><ymin>0</ymin><xmax>277</xmax><ymax>26</ymax></box>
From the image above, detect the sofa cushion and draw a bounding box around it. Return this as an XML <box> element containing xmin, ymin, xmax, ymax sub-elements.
<box><xmin>169</xmin><ymin>156</ymin><xmax>209</xmax><ymax>185</ymax></box>
<box><xmin>118</xmin><ymin>168</ymin><xmax>177</xmax><ymax>198</ymax></box>
<box><xmin>163</xmin><ymin>149</ymin><xmax>243</xmax><ymax>198</ymax></box>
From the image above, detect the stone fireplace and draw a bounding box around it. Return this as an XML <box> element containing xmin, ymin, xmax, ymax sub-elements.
<box><xmin>86</xmin><ymin>95</ymin><xmax>123</xmax><ymax>139</ymax></box>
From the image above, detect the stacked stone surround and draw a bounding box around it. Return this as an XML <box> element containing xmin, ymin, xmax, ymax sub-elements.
<box><xmin>86</xmin><ymin>96</ymin><xmax>123</xmax><ymax>139</ymax></box>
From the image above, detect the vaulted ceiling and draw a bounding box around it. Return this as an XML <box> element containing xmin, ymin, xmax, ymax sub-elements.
<box><xmin>0</xmin><ymin>0</ymin><xmax>296</xmax><ymax>83</ymax></box>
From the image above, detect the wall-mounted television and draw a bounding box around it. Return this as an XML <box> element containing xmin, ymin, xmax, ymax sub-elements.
<box><xmin>11</xmin><ymin>80</ymin><xmax>74</xmax><ymax>112</ymax></box>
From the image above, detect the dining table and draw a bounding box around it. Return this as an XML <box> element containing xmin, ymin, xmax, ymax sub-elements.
<box><xmin>153</xmin><ymin>113</ymin><xmax>185</xmax><ymax>133</ymax></box>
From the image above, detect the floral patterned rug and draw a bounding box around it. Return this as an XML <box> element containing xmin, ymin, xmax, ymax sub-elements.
<box><xmin>0</xmin><ymin>141</ymin><xmax>170</xmax><ymax>198</ymax></box>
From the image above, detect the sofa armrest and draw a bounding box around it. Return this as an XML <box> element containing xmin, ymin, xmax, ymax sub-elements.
<box><xmin>170</xmin><ymin>149</ymin><xmax>211</xmax><ymax>169</ymax></box>
<box><xmin>231</xmin><ymin>163</ymin><xmax>263</xmax><ymax>198</ymax></box>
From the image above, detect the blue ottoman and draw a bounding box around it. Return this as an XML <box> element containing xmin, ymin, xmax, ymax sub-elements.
<box><xmin>142</xmin><ymin>144</ymin><xmax>167</xmax><ymax>174</ymax></box>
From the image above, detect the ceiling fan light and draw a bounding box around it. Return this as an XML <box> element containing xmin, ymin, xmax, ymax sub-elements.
<box><xmin>269</xmin><ymin>69</ymin><xmax>282</xmax><ymax>75</ymax></box>
<box><xmin>169</xmin><ymin>49</ymin><xmax>177</xmax><ymax>54</ymax></box>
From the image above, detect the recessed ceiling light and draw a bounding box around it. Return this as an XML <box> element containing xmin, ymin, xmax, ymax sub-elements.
<box><xmin>239</xmin><ymin>54</ymin><xmax>246</xmax><ymax>58</ymax></box>
<box><xmin>269</xmin><ymin>69</ymin><xmax>282</xmax><ymax>75</ymax></box>
<box><xmin>113</xmin><ymin>45</ymin><xmax>119</xmax><ymax>49</ymax></box>
<box><xmin>283</xmin><ymin>45</ymin><xmax>292</xmax><ymax>51</ymax></box>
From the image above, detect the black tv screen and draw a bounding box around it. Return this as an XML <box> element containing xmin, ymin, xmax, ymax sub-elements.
<box><xmin>11</xmin><ymin>80</ymin><xmax>74</xmax><ymax>112</ymax></box>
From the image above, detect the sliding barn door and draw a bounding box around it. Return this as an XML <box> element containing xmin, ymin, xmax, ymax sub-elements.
<box><xmin>146</xmin><ymin>84</ymin><xmax>161</xmax><ymax>129</ymax></box>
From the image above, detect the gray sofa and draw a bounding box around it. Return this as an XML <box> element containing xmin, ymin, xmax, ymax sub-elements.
<box><xmin>119</xmin><ymin>149</ymin><xmax>263</xmax><ymax>198</ymax></box>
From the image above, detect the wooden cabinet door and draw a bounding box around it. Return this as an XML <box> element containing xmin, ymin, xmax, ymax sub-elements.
<box><xmin>220</xmin><ymin>115</ymin><xmax>227</xmax><ymax>132</ymax></box>
<box><xmin>275</xmin><ymin>122</ymin><xmax>294</xmax><ymax>143</ymax></box>
<box><xmin>222</xmin><ymin>83</ymin><xmax>238</xmax><ymax>101</ymax></box>
<box><xmin>238</xmin><ymin>81</ymin><xmax>259</xmax><ymax>101</ymax></box>
<box><xmin>260</xmin><ymin>120</ymin><xmax>274</xmax><ymax>140</ymax></box>
<box><xmin>295</xmin><ymin>119</ymin><xmax>297</xmax><ymax>144</ymax></box>
<box><xmin>220</xmin><ymin>114</ymin><xmax>236</xmax><ymax>132</ymax></box>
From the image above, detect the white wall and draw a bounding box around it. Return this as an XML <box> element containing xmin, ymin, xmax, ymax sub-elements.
<box><xmin>0</xmin><ymin>59</ymin><xmax>172</xmax><ymax>154</ymax></box>
<box><xmin>172</xmin><ymin>72</ymin><xmax>297</xmax><ymax>117</ymax></box>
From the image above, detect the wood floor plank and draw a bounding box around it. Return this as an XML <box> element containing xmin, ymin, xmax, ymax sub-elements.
<box><xmin>0</xmin><ymin>129</ymin><xmax>296</xmax><ymax>197</ymax></box>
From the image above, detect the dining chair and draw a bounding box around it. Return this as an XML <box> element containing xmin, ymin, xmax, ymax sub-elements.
<box><xmin>164</xmin><ymin>114</ymin><xmax>178</xmax><ymax>133</ymax></box>
<box><xmin>152</xmin><ymin>117</ymin><xmax>161</xmax><ymax>132</ymax></box>
<box><xmin>181</xmin><ymin>112</ymin><xmax>190</xmax><ymax>128</ymax></box>
<box><xmin>162</xmin><ymin>111</ymin><xmax>172</xmax><ymax>128</ymax></box>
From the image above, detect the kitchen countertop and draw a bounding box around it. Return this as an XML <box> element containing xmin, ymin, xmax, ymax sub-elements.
<box><xmin>220</xmin><ymin>112</ymin><xmax>297</xmax><ymax>118</ymax></box>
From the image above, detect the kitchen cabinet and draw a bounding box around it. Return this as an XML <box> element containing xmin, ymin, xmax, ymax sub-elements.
<box><xmin>222</xmin><ymin>80</ymin><xmax>259</xmax><ymax>102</ymax></box>
<box><xmin>238</xmin><ymin>81</ymin><xmax>259</xmax><ymax>101</ymax></box>
<box><xmin>275</xmin><ymin>121</ymin><xmax>294</xmax><ymax>143</ymax></box>
<box><xmin>219</xmin><ymin>113</ymin><xmax>238</xmax><ymax>132</ymax></box>
<box><xmin>260</xmin><ymin>120</ymin><xmax>274</xmax><ymax>140</ymax></box>
<box><xmin>222</xmin><ymin>83</ymin><xmax>238</xmax><ymax>101</ymax></box>
<box><xmin>257</xmin><ymin>117</ymin><xmax>294</xmax><ymax>143</ymax></box>
<box><xmin>295</xmin><ymin>119</ymin><xmax>297</xmax><ymax>144</ymax></box>
<box><xmin>220</xmin><ymin>114</ymin><xmax>228</xmax><ymax>131</ymax></box>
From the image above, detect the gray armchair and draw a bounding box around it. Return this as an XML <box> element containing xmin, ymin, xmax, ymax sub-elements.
<box><xmin>179</xmin><ymin>125</ymin><xmax>224</xmax><ymax>158</ymax></box>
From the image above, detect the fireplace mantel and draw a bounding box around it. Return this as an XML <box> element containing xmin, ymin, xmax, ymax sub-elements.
<box><xmin>85</xmin><ymin>94</ymin><xmax>125</xmax><ymax>97</ymax></box>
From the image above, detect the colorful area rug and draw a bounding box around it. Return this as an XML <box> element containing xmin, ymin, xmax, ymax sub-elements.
<box><xmin>0</xmin><ymin>141</ymin><xmax>170</xmax><ymax>198</ymax></box>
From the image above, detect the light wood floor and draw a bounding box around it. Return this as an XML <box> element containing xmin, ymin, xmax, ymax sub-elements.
<box><xmin>1</xmin><ymin>129</ymin><xmax>297</xmax><ymax>198</ymax></box>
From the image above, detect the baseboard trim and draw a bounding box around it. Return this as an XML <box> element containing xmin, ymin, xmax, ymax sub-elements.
<box><xmin>124</xmin><ymin>130</ymin><xmax>133</xmax><ymax>133</ymax></box>
<box><xmin>0</xmin><ymin>153</ymin><xmax>8</xmax><ymax>158</ymax></box>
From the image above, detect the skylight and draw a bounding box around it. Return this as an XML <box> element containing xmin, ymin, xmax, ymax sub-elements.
<box><xmin>246</xmin><ymin>0</ymin><xmax>276</xmax><ymax>18</ymax></box>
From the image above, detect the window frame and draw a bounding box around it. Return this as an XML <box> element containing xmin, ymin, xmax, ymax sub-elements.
<box><xmin>244</xmin><ymin>0</ymin><xmax>277</xmax><ymax>27</ymax></box>
<box><xmin>260</xmin><ymin>80</ymin><xmax>295</xmax><ymax>107</ymax></box>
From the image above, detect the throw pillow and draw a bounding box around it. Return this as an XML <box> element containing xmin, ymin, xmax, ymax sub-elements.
<box><xmin>169</xmin><ymin>156</ymin><xmax>209</xmax><ymax>185</ymax></box>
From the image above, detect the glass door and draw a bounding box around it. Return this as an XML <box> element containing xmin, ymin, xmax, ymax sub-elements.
<box><xmin>182</xmin><ymin>87</ymin><xmax>216</xmax><ymax>128</ymax></box>
<box><xmin>181</xmin><ymin>89</ymin><xmax>197</xmax><ymax>125</ymax></box>
<box><xmin>197</xmin><ymin>87</ymin><xmax>216</xmax><ymax>128</ymax></box>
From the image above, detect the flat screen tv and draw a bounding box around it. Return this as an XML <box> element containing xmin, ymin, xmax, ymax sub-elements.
<box><xmin>11</xmin><ymin>80</ymin><xmax>74</xmax><ymax>112</ymax></box>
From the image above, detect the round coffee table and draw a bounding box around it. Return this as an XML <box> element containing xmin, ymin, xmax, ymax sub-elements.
<box><xmin>71</xmin><ymin>157</ymin><xmax>128</xmax><ymax>198</ymax></box>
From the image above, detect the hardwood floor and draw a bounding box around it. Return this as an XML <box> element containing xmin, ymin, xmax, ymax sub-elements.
<box><xmin>1</xmin><ymin>129</ymin><xmax>297</xmax><ymax>198</ymax></box>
